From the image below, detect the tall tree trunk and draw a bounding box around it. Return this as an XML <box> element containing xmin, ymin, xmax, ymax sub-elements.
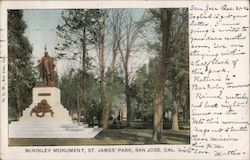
<box><xmin>153</xmin><ymin>88</ymin><xmax>164</xmax><ymax>141</ymax></box>
<box><xmin>117</xmin><ymin>10</ymin><xmax>141</xmax><ymax>128</ymax></box>
<box><xmin>153</xmin><ymin>9</ymin><xmax>172</xmax><ymax>142</ymax></box>
<box><xmin>81</xmin><ymin>27</ymin><xmax>87</xmax><ymax>121</ymax></box>
<box><xmin>102</xmin><ymin>10</ymin><xmax>122</xmax><ymax>129</ymax></box>
<box><xmin>77</xmin><ymin>27</ymin><xmax>87</xmax><ymax>123</ymax></box>
<box><xmin>103</xmin><ymin>47</ymin><xmax>117</xmax><ymax>129</ymax></box>
<box><xmin>99</xmin><ymin>33</ymin><xmax>106</xmax><ymax>128</ymax></box>
<box><xmin>124</xmin><ymin>43</ymin><xmax>132</xmax><ymax>127</ymax></box>
<box><xmin>102</xmin><ymin>82</ymin><xmax>112</xmax><ymax>129</ymax></box>
<box><xmin>125</xmin><ymin>81</ymin><xmax>131</xmax><ymax>127</ymax></box>
<box><xmin>172</xmin><ymin>100</ymin><xmax>179</xmax><ymax>131</ymax></box>
<box><xmin>119</xmin><ymin>45</ymin><xmax>132</xmax><ymax>127</ymax></box>
<box><xmin>103</xmin><ymin>74</ymin><xmax>113</xmax><ymax>129</ymax></box>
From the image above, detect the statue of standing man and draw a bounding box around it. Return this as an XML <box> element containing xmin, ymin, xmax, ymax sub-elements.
<box><xmin>37</xmin><ymin>49</ymin><xmax>55</xmax><ymax>86</ymax></box>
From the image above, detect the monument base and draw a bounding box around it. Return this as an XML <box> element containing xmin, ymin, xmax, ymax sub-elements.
<box><xmin>9</xmin><ymin>87</ymin><xmax>102</xmax><ymax>138</ymax></box>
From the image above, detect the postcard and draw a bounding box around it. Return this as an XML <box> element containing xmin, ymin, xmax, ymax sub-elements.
<box><xmin>0</xmin><ymin>1</ymin><xmax>249</xmax><ymax>160</ymax></box>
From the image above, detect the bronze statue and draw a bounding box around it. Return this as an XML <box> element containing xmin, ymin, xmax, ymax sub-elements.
<box><xmin>37</xmin><ymin>51</ymin><xmax>55</xmax><ymax>86</ymax></box>
<box><xmin>30</xmin><ymin>99</ymin><xmax>54</xmax><ymax>117</ymax></box>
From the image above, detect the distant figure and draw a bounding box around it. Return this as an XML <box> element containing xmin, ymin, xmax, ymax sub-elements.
<box><xmin>37</xmin><ymin>51</ymin><xmax>55</xmax><ymax>86</ymax></box>
<box><xmin>116</xmin><ymin>113</ymin><xmax>122</xmax><ymax>128</ymax></box>
<box><xmin>117</xmin><ymin>113</ymin><xmax>121</xmax><ymax>122</ymax></box>
<box><xmin>87</xmin><ymin>100</ymin><xmax>97</xmax><ymax>127</ymax></box>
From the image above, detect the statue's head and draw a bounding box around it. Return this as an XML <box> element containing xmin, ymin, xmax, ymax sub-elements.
<box><xmin>44</xmin><ymin>51</ymin><xmax>48</xmax><ymax>56</ymax></box>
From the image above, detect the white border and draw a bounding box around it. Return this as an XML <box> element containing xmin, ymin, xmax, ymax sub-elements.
<box><xmin>0</xmin><ymin>1</ymin><xmax>249</xmax><ymax>160</ymax></box>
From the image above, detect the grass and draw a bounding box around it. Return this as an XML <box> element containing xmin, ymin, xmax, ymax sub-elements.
<box><xmin>9</xmin><ymin>129</ymin><xmax>190</xmax><ymax>146</ymax></box>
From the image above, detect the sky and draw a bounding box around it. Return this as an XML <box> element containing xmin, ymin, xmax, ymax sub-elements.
<box><xmin>23</xmin><ymin>9</ymin><xmax>155</xmax><ymax>78</ymax></box>
<box><xmin>23</xmin><ymin>9</ymin><xmax>66</xmax><ymax>75</ymax></box>
<box><xmin>23</xmin><ymin>10</ymin><xmax>62</xmax><ymax>58</ymax></box>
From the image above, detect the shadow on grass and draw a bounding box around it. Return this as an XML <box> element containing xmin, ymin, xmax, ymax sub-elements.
<box><xmin>94</xmin><ymin>130</ymin><xmax>157</xmax><ymax>145</ymax></box>
<box><xmin>9</xmin><ymin>129</ymin><xmax>190</xmax><ymax>146</ymax></box>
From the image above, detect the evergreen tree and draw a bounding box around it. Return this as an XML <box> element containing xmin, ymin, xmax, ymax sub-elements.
<box><xmin>56</xmin><ymin>9</ymin><xmax>107</xmax><ymax>122</ymax></box>
<box><xmin>8</xmin><ymin>10</ymin><xmax>36</xmax><ymax>120</ymax></box>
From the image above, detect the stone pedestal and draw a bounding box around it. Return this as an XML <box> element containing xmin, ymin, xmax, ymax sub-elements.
<box><xmin>19</xmin><ymin>87</ymin><xmax>72</xmax><ymax>121</ymax></box>
<box><xmin>9</xmin><ymin>87</ymin><xmax>102</xmax><ymax>138</ymax></box>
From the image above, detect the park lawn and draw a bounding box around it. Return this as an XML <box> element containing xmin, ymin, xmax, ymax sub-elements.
<box><xmin>9</xmin><ymin>129</ymin><xmax>190</xmax><ymax>146</ymax></box>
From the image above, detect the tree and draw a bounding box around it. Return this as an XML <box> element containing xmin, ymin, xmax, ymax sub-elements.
<box><xmin>102</xmin><ymin>9</ymin><xmax>125</xmax><ymax>129</ymax></box>
<box><xmin>118</xmin><ymin>10</ymin><xmax>145</xmax><ymax>127</ymax></box>
<box><xmin>133</xmin><ymin>65</ymin><xmax>148</xmax><ymax>121</ymax></box>
<box><xmin>105</xmin><ymin>67</ymin><xmax>125</xmax><ymax>118</ymax></box>
<box><xmin>59</xmin><ymin>69</ymin><xmax>79</xmax><ymax>116</ymax></box>
<box><xmin>149</xmin><ymin>8</ymin><xmax>188</xmax><ymax>141</ymax></box>
<box><xmin>59</xmin><ymin>68</ymin><xmax>103</xmax><ymax>126</ymax></box>
<box><xmin>132</xmin><ymin>63</ymin><xmax>155</xmax><ymax>122</ymax></box>
<box><xmin>169</xmin><ymin>9</ymin><xmax>189</xmax><ymax>131</ymax></box>
<box><xmin>149</xmin><ymin>8</ymin><xmax>174</xmax><ymax>142</ymax></box>
<box><xmin>56</xmin><ymin>9</ymin><xmax>104</xmax><ymax>122</ymax></box>
<box><xmin>88</xmin><ymin>10</ymin><xmax>109</xmax><ymax>129</ymax></box>
<box><xmin>56</xmin><ymin>9</ymin><xmax>89</xmax><ymax>122</ymax></box>
<box><xmin>8</xmin><ymin>10</ymin><xmax>36</xmax><ymax>120</ymax></box>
